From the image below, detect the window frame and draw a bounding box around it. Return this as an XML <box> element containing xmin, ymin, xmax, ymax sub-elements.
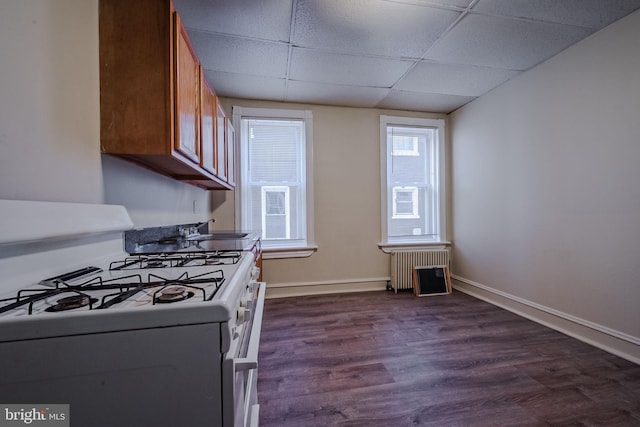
<box><xmin>379</xmin><ymin>115</ymin><xmax>447</xmax><ymax>250</ymax></box>
<box><xmin>233</xmin><ymin>106</ymin><xmax>316</xmax><ymax>259</ymax></box>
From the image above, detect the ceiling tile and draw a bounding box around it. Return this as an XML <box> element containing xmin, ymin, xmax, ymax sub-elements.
<box><xmin>203</xmin><ymin>70</ymin><xmax>287</xmax><ymax>101</ymax></box>
<box><xmin>172</xmin><ymin>0</ymin><xmax>294</xmax><ymax>42</ymax></box>
<box><xmin>286</xmin><ymin>81</ymin><xmax>390</xmax><ymax>107</ymax></box>
<box><xmin>292</xmin><ymin>0</ymin><xmax>461</xmax><ymax>58</ymax></box>
<box><xmin>425</xmin><ymin>13</ymin><xmax>594</xmax><ymax>70</ymax></box>
<box><xmin>290</xmin><ymin>48</ymin><xmax>414</xmax><ymax>87</ymax></box>
<box><xmin>188</xmin><ymin>31</ymin><xmax>289</xmax><ymax>78</ymax></box>
<box><xmin>396</xmin><ymin>61</ymin><xmax>519</xmax><ymax>96</ymax></box>
<box><xmin>377</xmin><ymin>90</ymin><xmax>475</xmax><ymax>113</ymax></box>
<box><xmin>471</xmin><ymin>0</ymin><xmax>640</xmax><ymax>29</ymax></box>
<box><xmin>410</xmin><ymin>0</ymin><xmax>475</xmax><ymax>8</ymax></box>
<box><xmin>168</xmin><ymin>1</ymin><xmax>640</xmax><ymax>112</ymax></box>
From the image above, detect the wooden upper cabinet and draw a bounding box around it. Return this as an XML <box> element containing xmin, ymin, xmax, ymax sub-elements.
<box><xmin>216</xmin><ymin>100</ymin><xmax>227</xmax><ymax>182</ymax></box>
<box><xmin>99</xmin><ymin>0</ymin><xmax>232</xmax><ymax>190</ymax></box>
<box><xmin>226</xmin><ymin>117</ymin><xmax>236</xmax><ymax>186</ymax></box>
<box><xmin>174</xmin><ymin>13</ymin><xmax>200</xmax><ymax>164</ymax></box>
<box><xmin>200</xmin><ymin>72</ymin><xmax>216</xmax><ymax>175</ymax></box>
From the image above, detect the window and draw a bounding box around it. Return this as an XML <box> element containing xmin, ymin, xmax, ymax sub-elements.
<box><xmin>392</xmin><ymin>136</ymin><xmax>419</xmax><ymax>156</ymax></box>
<box><xmin>233</xmin><ymin>107</ymin><xmax>315</xmax><ymax>257</ymax></box>
<box><xmin>392</xmin><ymin>186</ymin><xmax>418</xmax><ymax>218</ymax></box>
<box><xmin>380</xmin><ymin>116</ymin><xmax>446</xmax><ymax>246</ymax></box>
<box><xmin>261</xmin><ymin>186</ymin><xmax>290</xmax><ymax>240</ymax></box>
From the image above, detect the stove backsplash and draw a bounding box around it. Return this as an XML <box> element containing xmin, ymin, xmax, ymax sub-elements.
<box><xmin>123</xmin><ymin>221</ymin><xmax>212</xmax><ymax>254</ymax></box>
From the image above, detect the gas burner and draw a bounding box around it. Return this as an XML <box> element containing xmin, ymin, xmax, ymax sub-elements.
<box><xmin>46</xmin><ymin>294</ymin><xmax>97</xmax><ymax>312</ymax></box>
<box><xmin>205</xmin><ymin>256</ymin><xmax>222</xmax><ymax>265</ymax></box>
<box><xmin>145</xmin><ymin>259</ymin><xmax>167</xmax><ymax>268</ymax></box>
<box><xmin>154</xmin><ymin>285</ymin><xmax>194</xmax><ymax>304</ymax></box>
<box><xmin>109</xmin><ymin>256</ymin><xmax>184</xmax><ymax>270</ymax></box>
<box><xmin>108</xmin><ymin>251</ymin><xmax>242</xmax><ymax>271</ymax></box>
<box><xmin>202</xmin><ymin>251</ymin><xmax>241</xmax><ymax>266</ymax></box>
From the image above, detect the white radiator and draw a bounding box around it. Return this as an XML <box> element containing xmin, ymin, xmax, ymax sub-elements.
<box><xmin>390</xmin><ymin>249</ymin><xmax>450</xmax><ymax>292</ymax></box>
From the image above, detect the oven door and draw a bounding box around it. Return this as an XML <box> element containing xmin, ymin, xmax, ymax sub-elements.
<box><xmin>223</xmin><ymin>281</ymin><xmax>266</xmax><ymax>427</ymax></box>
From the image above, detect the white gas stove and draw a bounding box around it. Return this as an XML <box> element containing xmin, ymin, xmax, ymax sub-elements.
<box><xmin>0</xmin><ymin>200</ymin><xmax>264</xmax><ymax>427</ymax></box>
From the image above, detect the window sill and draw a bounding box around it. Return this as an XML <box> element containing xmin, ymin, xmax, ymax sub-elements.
<box><xmin>262</xmin><ymin>245</ymin><xmax>318</xmax><ymax>259</ymax></box>
<box><xmin>378</xmin><ymin>241</ymin><xmax>450</xmax><ymax>254</ymax></box>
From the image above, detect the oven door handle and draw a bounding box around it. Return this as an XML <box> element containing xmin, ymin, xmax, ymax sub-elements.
<box><xmin>235</xmin><ymin>282</ymin><xmax>266</xmax><ymax>372</ymax></box>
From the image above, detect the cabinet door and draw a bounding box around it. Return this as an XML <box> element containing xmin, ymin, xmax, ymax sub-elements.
<box><xmin>174</xmin><ymin>12</ymin><xmax>200</xmax><ymax>163</ymax></box>
<box><xmin>200</xmin><ymin>74</ymin><xmax>216</xmax><ymax>175</ymax></box>
<box><xmin>226</xmin><ymin>117</ymin><xmax>235</xmax><ymax>186</ymax></box>
<box><xmin>216</xmin><ymin>101</ymin><xmax>227</xmax><ymax>181</ymax></box>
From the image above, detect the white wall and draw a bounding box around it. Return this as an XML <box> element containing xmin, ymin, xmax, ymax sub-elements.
<box><xmin>0</xmin><ymin>0</ymin><xmax>102</xmax><ymax>203</ymax></box>
<box><xmin>0</xmin><ymin>0</ymin><xmax>213</xmax><ymax>227</ymax></box>
<box><xmin>101</xmin><ymin>156</ymin><xmax>218</xmax><ymax>227</ymax></box>
<box><xmin>451</xmin><ymin>10</ymin><xmax>640</xmax><ymax>362</ymax></box>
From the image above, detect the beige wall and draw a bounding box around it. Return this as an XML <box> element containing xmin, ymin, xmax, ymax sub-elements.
<box><xmin>217</xmin><ymin>98</ymin><xmax>447</xmax><ymax>296</ymax></box>
<box><xmin>451</xmin><ymin>10</ymin><xmax>640</xmax><ymax>361</ymax></box>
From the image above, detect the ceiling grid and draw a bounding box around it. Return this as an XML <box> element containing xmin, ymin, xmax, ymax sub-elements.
<box><xmin>173</xmin><ymin>0</ymin><xmax>640</xmax><ymax>113</ymax></box>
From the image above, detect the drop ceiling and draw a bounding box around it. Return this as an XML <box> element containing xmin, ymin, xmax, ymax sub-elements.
<box><xmin>172</xmin><ymin>0</ymin><xmax>640</xmax><ymax>114</ymax></box>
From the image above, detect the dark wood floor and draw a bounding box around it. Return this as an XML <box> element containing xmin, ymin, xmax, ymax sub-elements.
<box><xmin>257</xmin><ymin>290</ymin><xmax>640</xmax><ymax>426</ymax></box>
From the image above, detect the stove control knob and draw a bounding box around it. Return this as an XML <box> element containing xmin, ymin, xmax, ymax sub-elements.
<box><xmin>237</xmin><ymin>308</ymin><xmax>250</xmax><ymax>324</ymax></box>
<box><xmin>240</xmin><ymin>296</ymin><xmax>252</xmax><ymax>310</ymax></box>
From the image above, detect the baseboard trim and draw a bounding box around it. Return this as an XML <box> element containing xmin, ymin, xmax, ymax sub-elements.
<box><xmin>451</xmin><ymin>275</ymin><xmax>640</xmax><ymax>365</ymax></box>
<box><xmin>265</xmin><ymin>277</ymin><xmax>389</xmax><ymax>299</ymax></box>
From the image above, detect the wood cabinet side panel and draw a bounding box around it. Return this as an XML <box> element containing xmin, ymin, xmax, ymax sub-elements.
<box><xmin>226</xmin><ymin>117</ymin><xmax>236</xmax><ymax>186</ymax></box>
<box><xmin>200</xmin><ymin>76</ymin><xmax>217</xmax><ymax>175</ymax></box>
<box><xmin>173</xmin><ymin>13</ymin><xmax>200</xmax><ymax>163</ymax></box>
<box><xmin>99</xmin><ymin>0</ymin><xmax>172</xmax><ymax>155</ymax></box>
<box><xmin>216</xmin><ymin>101</ymin><xmax>227</xmax><ymax>181</ymax></box>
